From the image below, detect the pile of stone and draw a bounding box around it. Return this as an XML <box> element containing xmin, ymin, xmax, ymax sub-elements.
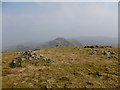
<box><xmin>84</xmin><ymin>45</ymin><xmax>112</xmax><ymax>48</ymax></box>
<box><xmin>10</xmin><ymin>50</ymin><xmax>54</xmax><ymax>68</ymax></box>
<box><xmin>21</xmin><ymin>50</ymin><xmax>43</xmax><ymax>60</ymax></box>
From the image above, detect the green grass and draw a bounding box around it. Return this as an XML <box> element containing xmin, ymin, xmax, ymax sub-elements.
<box><xmin>2</xmin><ymin>46</ymin><xmax>119</xmax><ymax>88</ymax></box>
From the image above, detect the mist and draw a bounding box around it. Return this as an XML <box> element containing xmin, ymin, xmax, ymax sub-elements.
<box><xmin>2</xmin><ymin>2</ymin><xmax>118</xmax><ymax>48</ymax></box>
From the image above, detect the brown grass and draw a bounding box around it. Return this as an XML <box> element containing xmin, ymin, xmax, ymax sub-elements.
<box><xmin>2</xmin><ymin>46</ymin><xmax>119</xmax><ymax>88</ymax></box>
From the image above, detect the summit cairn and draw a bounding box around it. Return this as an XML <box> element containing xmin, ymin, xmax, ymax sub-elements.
<box><xmin>10</xmin><ymin>50</ymin><xmax>54</xmax><ymax>68</ymax></box>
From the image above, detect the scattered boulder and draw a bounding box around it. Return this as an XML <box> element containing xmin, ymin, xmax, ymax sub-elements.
<box><xmin>39</xmin><ymin>54</ymin><xmax>44</xmax><ymax>57</ymax></box>
<box><xmin>56</xmin><ymin>45</ymin><xmax>59</xmax><ymax>47</ymax></box>
<box><xmin>90</xmin><ymin>51</ymin><xmax>97</xmax><ymax>55</ymax></box>
<box><xmin>46</xmin><ymin>58</ymin><xmax>54</xmax><ymax>61</ymax></box>
<box><xmin>56</xmin><ymin>45</ymin><xmax>62</xmax><ymax>47</ymax></box>
<box><xmin>21</xmin><ymin>57</ymin><xmax>26</xmax><ymax>61</ymax></box>
<box><xmin>108</xmin><ymin>51</ymin><xmax>116</xmax><ymax>55</ymax></box>
<box><xmin>84</xmin><ymin>46</ymin><xmax>94</xmax><ymax>48</ymax></box>
<box><xmin>104</xmin><ymin>51</ymin><xmax>116</xmax><ymax>55</ymax></box>
<box><xmin>10</xmin><ymin>59</ymin><xmax>21</xmax><ymax>68</ymax></box>
<box><xmin>89</xmin><ymin>50</ymin><xmax>116</xmax><ymax>55</ymax></box>
<box><xmin>84</xmin><ymin>45</ymin><xmax>112</xmax><ymax>48</ymax></box>
<box><xmin>10</xmin><ymin>60</ymin><xmax>16</xmax><ymax>68</ymax></box>
<box><xmin>104</xmin><ymin>51</ymin><xmax>111</xmax><ymax>55</ymax></box>
<box><xmin>41</xmin><ymin>58</ymin><xmax>54</xmax><ymax>61</ymax></box>
<box><xmin>105</xmin><ymin>46</ymin><xmax>112</xmax><ymax>48</ymax></box>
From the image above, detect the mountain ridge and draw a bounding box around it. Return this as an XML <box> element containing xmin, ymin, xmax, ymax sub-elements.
<box><xmin>3</xmin><ymin>37</ymin><xmax>82</xmax><ymax>52</ymax></box>
<box><xmin>3</xmin><ymin>36</ymin><xmax>118</xmax><ymax>52</ymax></box>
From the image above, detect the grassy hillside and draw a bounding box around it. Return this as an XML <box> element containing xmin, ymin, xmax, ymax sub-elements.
<box><xmin>3</xmin><ymin>38</ymin><xmax>82</xmax><ymax>52</ymax></box>
<box><xmin>2</xmin><ymin>46</ymin><xmax>119</xmax><ymax>88</ymax></box>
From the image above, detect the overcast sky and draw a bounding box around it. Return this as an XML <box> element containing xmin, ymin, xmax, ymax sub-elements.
<box><xmin>2</xmin><ymin>2</ymin><xmax>118</xmax><ymax>47</ymax></box>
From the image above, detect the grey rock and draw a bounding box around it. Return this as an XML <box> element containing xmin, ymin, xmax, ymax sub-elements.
<box><xmin>84</xmin><ymin>45</ymin><xmax>112</xmax><ymax>48</ymax></box>
<box><xmin>104</xmin><ymin>51</ymin><xmax>116</xmax><ymax>55</ymax></box>
<box><xmin>105</xmin><ymin>46</ymin><xmax>112</xmax><ymax>48</ymax></box>
<box><xmin>39</xmin><ymin>54</ymin><xmax>44</xmax><ymax>57</ymax></box>
<box><xmin>84</xmin><ymin>45</ymin><xmax>95</xmax><ymax>48</ymax></box>
<box><xmin>104</xmin><ymin>51</ymin><xmax>111</xmax><ymax>55</ymax></box>
<box><xmin>28</xmin><ymin>57</ymin><xmax>32</xmax><ymax>60</ymax></box>
<box><xmin>11</xmin><ymin>60</ymin><xmax>16</xmax><ymax>67</ymax></box>
<box><xmin>21</xmin><ymin>57</ymin><xmax>25</xmax><ymax>61</ymax></box>
<box><xmin>46</xmin><ymin>59</ymin><xmax>54</xmax><ymax>61</ymax></box>
<box><xmin>43</xmin><ymin>58</ymin><xmax>47</xmax><ymax>61</ymax></box>
<box><xmin>108</xmin><ymin>51</ymin><xmax>116</xmax><ymax>55</ymax></box>
<box><xmin>90</xmin><ymin>51</ymin><xmax>97</xmax><ymax>55</ymax></box>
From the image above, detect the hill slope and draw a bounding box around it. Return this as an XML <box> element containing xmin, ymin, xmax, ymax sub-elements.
<box><xmin>2</xmin><ymin>46</ymin><xmax>119</xmax><ymax>88</ymax></box>
<box><xmin>3</xmin><ymin>37</ymin><xmax>82</xmax><ymax>52</ymax></box>
<box><xmin>40</xmin><ymin>37</ymin><xmax>82</xmax><ymax>48</ymax></box>
<box><xmin>3</xmin><ymin>45</ymin><xmax>36</xmax><ymax>52</ymax></box>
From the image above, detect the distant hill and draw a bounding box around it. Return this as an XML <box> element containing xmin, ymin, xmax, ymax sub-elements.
<box><xmin>4</xmin><ymin>36</ymin><xmax>117</xmax><ymax>52</ymax></box>
<box><xmin>3</xmin><ymin>45</ymin><xmax>36</xmax><ymax>52</ymax></box>
<box><xmin>39</xmin><ymin>37</ymin><xmax>83</xmax><ymax>48</ymax></box>
<box><xmin>75</xmin><ymin>36</ymin><xmax>118</xmax><ymax>46</ymax></box>
<box><xmin>3</xmin><ymin>37</ymin><xmax>82</xmax><ymax>52</ymax></box>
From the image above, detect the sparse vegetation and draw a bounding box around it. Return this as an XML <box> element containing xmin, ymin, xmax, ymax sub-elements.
<box><xmin>2</xmin><ymin>46</ymin><xmax>119</xmax><ymax>88</ymax></box>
